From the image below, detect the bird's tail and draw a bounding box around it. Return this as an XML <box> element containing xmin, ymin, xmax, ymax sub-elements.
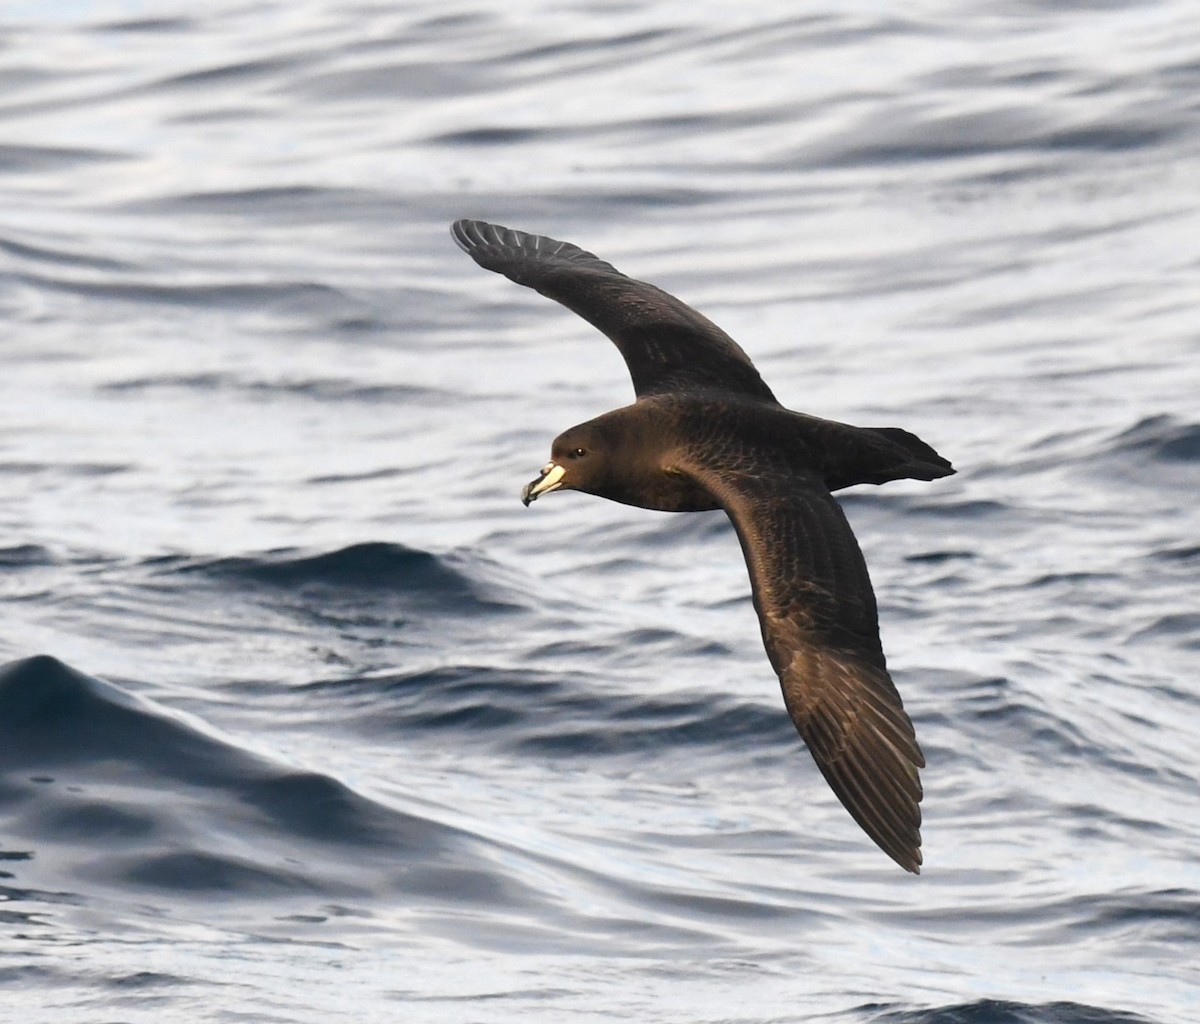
<box><xmin>865</xmin><ymin>426</ymin><xmax>956</xmax><ymax>482</ymax></box>
<box><xmin>819</xmin><ymin>423</ymin><xmax>955</xmax><ymax>490</ymax></box>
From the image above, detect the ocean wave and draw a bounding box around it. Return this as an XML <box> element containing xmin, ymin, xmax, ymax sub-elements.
<box><xmin>168</xmin><ymin>541</ymin><xmax>525</xmax><ymax>615</ymax></box>
<box><xmin>100</xmin><ymin>372</ymin><xmax>450</xmax><ymax>404</ymax></box>
<box><xmin>297</xmin><ymin>661</ymin><xmax>792</xmax><ymax>759</ymax></box>
<box><xmin>873</xmin><ymin>998</ymin><xmax>1159</xmax><ymax>1024</ymax></box>
<box><xmin>0</xmin><ymin>143</ymin><xmax>128</xmax><ymax>172</ymax></box>
<box><xmin>0</xmin><ymin>545</ymin><xmax>57</xmax><ymax>568</ymax></box>
<box><xmin>0</xmin><ymin>655</ymin><xmax>504</xmax><ymax>904</ymax></box>
<box><xmin>0</xmin><ymin>654</ymin><xmax>815</xmax><ymax>955</ymax></box>
<box><xmin>1108</xmin><ymin>416</ymin><xmax>1200</xmax><ymax>465</ymax></box>
<box><xmin>0</xmin><ymin>233</ymin><xmax>134</xmax><ymax>272</ymax></box>
<box><xmin>13</xmin><ymin>269</ymin><xmax>356</xmax><ymax>316</ymax></box>
<box><xmin>814</xmin><ymin>106</ymin><xmax>1179</xmax><ymax>169</ymax></box>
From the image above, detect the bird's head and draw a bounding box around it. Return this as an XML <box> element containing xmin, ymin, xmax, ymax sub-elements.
<box><xmin>521</xmin><ymin>422</ymin><xmax>615</xmax><ymax>506</ymax></box>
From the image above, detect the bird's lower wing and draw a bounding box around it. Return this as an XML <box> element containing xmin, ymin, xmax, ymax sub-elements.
<box><xmin>677</xmin><ymin>454</ymin><xmax>924</xmax><ymax>872</ymax></box>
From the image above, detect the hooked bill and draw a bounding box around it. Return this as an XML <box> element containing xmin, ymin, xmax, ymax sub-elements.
<box><xmin>521</xmin><ymin>462</ymin><xmax>566</xmax><ymax>506</ymax></box>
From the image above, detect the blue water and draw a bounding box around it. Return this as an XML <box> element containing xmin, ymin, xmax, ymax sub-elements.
<box><xmin>2</xmin><ymin>2</ymin><xmax>1199</xmax><ymax>1022</ymax></box>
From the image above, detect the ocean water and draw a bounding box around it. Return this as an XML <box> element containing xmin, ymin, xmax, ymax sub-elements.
<box><xmin>1</xmin><ymin>2</ymin><xmax>1199</xmax><ymax>1022</ymax></box>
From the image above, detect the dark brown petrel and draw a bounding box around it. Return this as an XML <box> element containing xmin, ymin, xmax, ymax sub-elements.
<box><xmin>451</xmin><ymin>219</ymin><xmax>954</xmax><ymax>874</ymax></box>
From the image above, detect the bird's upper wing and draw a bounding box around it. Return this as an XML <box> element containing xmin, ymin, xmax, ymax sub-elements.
<box><xmin>452</xmin><ymin>219</ymin><xmax>778</xmax><ymax>403</ymax></box>
<box><xmin>675</xmin><ymin>448</ymin><xmax>924</xmax><ymax>872</ymax></box>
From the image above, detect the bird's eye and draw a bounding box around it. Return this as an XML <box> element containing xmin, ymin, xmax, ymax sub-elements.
<box><xmin>569</xmin><ymin>447</ymin><xmax>587</xmax><ymax>459</ymax></box>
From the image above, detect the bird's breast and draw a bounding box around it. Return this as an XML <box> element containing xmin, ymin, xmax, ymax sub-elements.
<box><xmin>597</xmin><ymin>467</ymin><xmax>721</xmax><ymax>513</ymax></box>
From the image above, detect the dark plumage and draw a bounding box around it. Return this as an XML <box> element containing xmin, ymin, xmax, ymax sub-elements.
<box><xmin>451</xmin><ymin>218</ymin><xmax>954</xmax><ymax>874</ymax></box>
